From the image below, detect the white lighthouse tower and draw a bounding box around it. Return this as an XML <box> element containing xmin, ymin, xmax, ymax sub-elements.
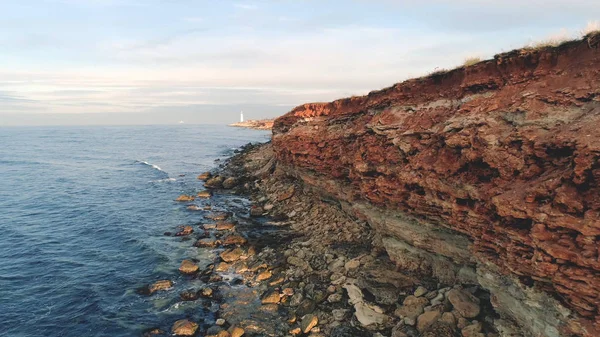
<box><xmin>240</xmin><ymin>111</ymin><xmax>244</xmax><ymax>123</ymax></box>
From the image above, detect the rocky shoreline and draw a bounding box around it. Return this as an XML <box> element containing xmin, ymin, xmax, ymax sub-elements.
<box><xmin>139</xmin><ymin>141</ymin><xmax>501</xmax><ymax>337</ymax></box>
<box><xmin>229</xmin><ymin>120</ymin><xmax>275</xmax><ymax>130</ymax></box>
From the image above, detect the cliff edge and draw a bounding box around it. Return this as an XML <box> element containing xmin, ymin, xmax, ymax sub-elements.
<box><xmin>272</xmin><ymin>33</ymin><xmax>600</xmax><ymax>337</ymax></box>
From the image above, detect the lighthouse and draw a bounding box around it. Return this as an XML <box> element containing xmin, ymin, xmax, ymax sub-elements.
<box><xmin>240</xmin><ymin>111</ymin><xmax>244</xmax><ymax>123</ymax></box>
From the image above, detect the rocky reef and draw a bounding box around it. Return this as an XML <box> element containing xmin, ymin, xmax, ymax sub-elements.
<box><xmin>270</xmin><ymin>34</ymin><xmax>600</xmax><ymax>337</ymax></box>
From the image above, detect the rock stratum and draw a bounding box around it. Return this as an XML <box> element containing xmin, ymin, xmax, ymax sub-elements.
<box><xmin>271</xmin><ymin>34</ymin><xmax>600</xmax><ymax>337</ymax></box>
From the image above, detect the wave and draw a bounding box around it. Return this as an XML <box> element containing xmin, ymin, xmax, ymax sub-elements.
<box><xmin>149</xmin><ymin>178</ymin><xmax>176</xmax><ymax>183</ymax></box>
<box><xmin>135</xmin><ymin>160</ymin><xmax>166</xmax><ymax>173</ymax></box>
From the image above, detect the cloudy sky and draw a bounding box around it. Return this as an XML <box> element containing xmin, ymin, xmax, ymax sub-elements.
<box><xmin>1</xmin><ymin>0</ymin><xmax>599</xmax><ymax>125</ymax></box>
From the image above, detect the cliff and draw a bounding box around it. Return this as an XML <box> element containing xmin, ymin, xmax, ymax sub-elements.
<box><xmin>272</xmin><ymin>33</ymin><xmax>600</xmax><ymax>337</ymax></box>
<box><xmin>229</xmin><ymin>119</ymin><xmax>275</xmax><ymax>130</ymax></box>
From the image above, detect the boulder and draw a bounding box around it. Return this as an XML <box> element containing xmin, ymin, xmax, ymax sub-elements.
<box><xmin>222</xmin><ymin>177</ymin><xmax>238</xmax><ymax>189</ymax></box>
<box><xmin>171</xmin><ymin>319</ymin><xmax>198</xmax><ymax>336</ymax></box>
<box><xmin>175</xmin><ymin>195</ymin><xmax>195</xmax><ymax>202</ymax></box>
<box><xmin>194</xmin><ymin>238</ymin><xmax>220</xmax><ymax>247</ymax></box>
<box><xmin>417</xmin><ymin>311</ymin><xmax>441</xmax><ymax>333</ymax></box>
<box><xmin>447</xmin><ymin>289</ymin><xmax>480</xmax><ymax>319</ymax></box>
<box><xmin>301</xmin><ymin>314</ymin><xmax>319</xmax><ymax>333</ymax></box>
<box><xmin>220</xmin><ymin>248</ymin><xmax>245</xmax><ymax>262</ymax></box>
<box><xmin>229</xmin><ymin>327</ymin><xmax>245</xmax><ymax>337</ymax></box>
<box><xmin>216</xmin><ymin>222</ymin><xmax>235</xmax><ymax>231</ymax></box>
<box><xmin>255</xmin><ymin>270</ymin><xmax>272</xmax><ymax>281</ymax></box>
<box><xmin>205</xmin><ymin>176</ymin><xmax>224</xmax><ymax>189</ymax></box>
<box><xmin>148</xmin><ymin>280</ymin><xmax>173</xmax><ymax>294</ymax></box>
<box><xmin>175</xmin><ymin>226</ymin><xmax>194</xmax><ymax>236</ymax></box>
<box><xmin>197</xmin><ymin>190</ymin><xmax>211</xmax><ymax>198</ymax></box>
<box><xmin>178</xmin><ymin>260</ymin><xmax>199</xmax><ymax>274</ymax></box>
<box><xmin>197</xmin><ymin>172</ymin><xmax>212</xmax><ymax>181</ymax></box>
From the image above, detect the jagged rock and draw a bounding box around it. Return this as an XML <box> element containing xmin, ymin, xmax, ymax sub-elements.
<box><xmin>414</xmin><ymin>286</ymin><xmax>428</xmax><ymax>297</ymax></box>
<box><xmin>423</xmin><ymin>321</ymin><xmax>455</xmax><ymax>337</ymax></box>
<box><xmin>301</xmin><ymin>314</ymin><xmax>318</xmax><ymax>333</ymax></box>
<box><xmin>197</xmin><ymin>190</ymin><xmax>211</xmax><ymax>198</ymax></box>
<box><xmin>447</xmin><ymin>289</ymin><xmax>480</xmax><ymax>319</ymax></box>
<box><xmin>171</xmin><ymin>319</ymin><xmax>198</xmax><ymax>336</ymax></box>
<box><xmin>194</xmin><ymin>238</ymin><xmax>220</xmax><ymax>247</ymax></box>
<box><xmin>255</xmin><ymin>270</ymin><xmax>272</xmax><ymax>281</ymax></box>
<box><xmin>178</xmin><ymin>260</ymin><xmax>199</xmax><ymax>274</ymax></box>
<box><xmin>216</xmin><ymin>222</ymin><xmax>236</xmax><ymax>231</ymax></box>
<box><xmin>222</xmin><ymin>177</ymin><xmax>238</xmax><ymax>189</ymax></box>
<box><xmin>395</xmin><ymin>295</ymin><xmax>429</xmax><ymax>320</ymax></box>
<box><xmin>461</xmin><ymin>322</ymin><xmax>483</xmax><ymax>337</ymax></box>
<box><xmin>416</xmin><ymin>311</ymin><xmax>441</xmax><ymax>333</ymax></box>
<box><xmin>148</xmin><ymin>280</ymin><xmax>173</xmax><ymax>294</ymax></box>
<box><xmin>222</xmin><ymin>235</ymin><xmax>246</xmax><ymax>246</ymax></box>
<box><xmin>175</xmin><ymin>195</ymin><xmax>194</xmax><ymax>202</ymax></box>
<box><xmin>197</xmin><ymin>172</ymin><xmax>211</xmax><ymax>181</ymax></box>
<box><xmin>220</xmin><ymin>248</ymin><xmax>245</xmax><ymax>262</ymax></box>
<box><xmin>175</xmin><ymin>226</ymin><xmax>193</xmax><ymax>236</ymax></box>
<box><xmin>261</xmin><ymin>291</ymin><xmax>281</xmax><ymax>304</ymax></box>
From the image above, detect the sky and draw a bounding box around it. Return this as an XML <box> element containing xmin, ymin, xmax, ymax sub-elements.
<box><xmin>1</xmin><ymin>0</ymin><xmax>599</xmax><ymax>126</ymax></box>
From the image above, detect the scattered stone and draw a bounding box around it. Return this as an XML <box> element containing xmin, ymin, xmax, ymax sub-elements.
<box><xmin>187</xmin><ymin>205</ymin><xmax>201</xmax><ymax>211</ymax></box>
<box><xmin>395</xmin><ymin>295</ymin><xmax>428</xmax><ymax>320</ymax></box>
<box><xmin>222</xmin><ymin>177</ymin><xmax>238</xmax><ymax>189</ymax></box>
<box><xmin>277</xmin><ymin>186</ymin><xmax>295</xmax><ymax>201</ymax></box>
<box><xmin>222</xmin><ymin>235</ymin><xmax>247</xmax><ymax>246</ymax></box>
<box><xmin>215</xmin><ymin>262</ymin><xmax>231</xmax><ymax>272</ymax></box>
<box><xmin>197</xmin><ymin>190</ymin><xmax>211</xmax><ymax>198</ymax></box>
<box><xmin>461</xmin><ymin>322</ymin><xmax>483</xmax><ymax>337</ymax></box>
<box><xmin>180</xmin><ymin>290</ymin><xmax>200</xmax><ymax>301</ymax></box>
<box><xmin>216</xmin><ymin>222</ymin><xmax>236</xmax><ymax>231</ymax></box>
<box><xmin>416</xmin><ymin>311</ymin><xmax>441</xmax><ymax>333</ymax></box>
<box><xmin>327</xmin><ymin>293</ymin><xmax>343</xmax><ymax>303</ymax></box>
<box><xmin>178</xmin><ymin>260</ymin><xmax>199</xmax><ymax>274</ymax></box>
<box><xmin>261</xmin><ymin>291</ymin><xmax>281</xmax><ymax>304</ymax></box>
<box><xmin>229</xmin><ymin>327</ymin><xmax>244</xmax><ymax>337</ymax></box>
<box><xmin>332</xmin><ymin>309</ymin><xmax>349</xmax><ymax>321</ymax></box>
<box><xmin>216</xmin><ymin>318</ymin><xmax>226</xmax><ymax>326</ymax></box>
<box><xmin>197</xmin><ymin>172</ymin><xmax>212</xmax><ymax>181</ymax></box>
<box><xmin>142</xmin><ymin>328</ymin><xmax>164</xmax><ymax>337</ymax></box>
<box><xmin>148</xmin><ymin>280</ymin><xmax>173</xmax><ymax>294</ymax></box>
<box><xmin>344</xmin><ymin>258</ymin><xmax>360</xmax><ymax>270</ymax></box>
<box><xmin>206</xmin><ymin>212</ymin><xmax>228</xmax><ymax>221</ymax></box>
<box><xmin>250</xmin><ymin>206</ymin><xmax>264</xmax><ymax>217</ymax></box>
<box><xmin>263</xmin><ymin>203</ymin><xmax>274</xmax><ymax>211</ymax></box>
<box><xmin>301</xmin><ymin>314</ymin><xmax>319</xmax><ymax>333</ymax></box>
<box><xmin>404</xmin><ymin>317</ymin><xmax>416</xmax><ymax>326</ymax></box>
<box><xmin>200</xmin><ymin>287</ymin><xmax>214</xmax><ymax>298</ymax></box>
<box><xmin>171</xmin><ymin>319</ymin><xmax>198</xmax><ymax>336</ymax></box>
<box><xmin>282</xmin><ymin>288</ymin><xmax>294</xmax><ymax>296</ymax></box>
<box><xmin>194</xmin><ymin>238</ymin><xmax>221</xmax><ymax>247</ymax></box>
<box><xmin>414</xmin><ymin>286</ymin><xmax>428</xmax><ymax>297</ymax></box>
<box><xmin>175</xmin><ymin>195</ymin><xmax>195</xmax><ymax>202</ymax></box>
<box><xmin>175</xmin><ymin>226</ymin><xmax>194</xmax><ymax>236</ymax></box>
<box><xmin>423</xmin><ymin>321</ymin><xmax>455</xmax><ymax>337</ymax></box>
<box><xmin>289</xmin><ymin>328</ymin><xmax>301</xmax><ymax>335</ymax></box>
<box><xmin>447</xmin><ymin>289</ymin><xmax>480</xmax><ymax>319</ymax></box>
<box><xmin>205</xmin><ymin>176</ymin><xmax>224</xmax><ymax>189</ymax></box>
<box><xmin>256</xmin><ymin>270</ymin><xmax>272</xmax><ymax>281</ymax></box>
<box><xmin>440</xmin><ymin>312</ymin><xmax>456</xmax><ymax>328</ymax></box>
<box><xmin>220</xmin><ymin>248</ymin><xmax>245</xmax><ymax>262</ymax></box>
<box><xmin>354</xmin><ymin>302</ymin><xmax>389</xmax><ymax>327</ymax></box>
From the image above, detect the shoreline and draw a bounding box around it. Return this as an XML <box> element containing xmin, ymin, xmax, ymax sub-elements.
<box><xmin>141</xmin><ymin>141</ymin><xmax>500</xmax><ymax>337</ymax></box>
<box><xmin>228</xmin><ymin>119</ymin><xmax>274</xmax><ymax>131</ymax></box>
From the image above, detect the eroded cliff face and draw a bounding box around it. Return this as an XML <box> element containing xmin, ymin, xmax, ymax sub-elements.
<box><xmin>272</xmin><ymin>34</ymin><xmax>600</xmax><ymax>337</ymax></box>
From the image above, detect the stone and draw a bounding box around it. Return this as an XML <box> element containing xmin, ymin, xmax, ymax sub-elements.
<box><xmin>187</xmin><ymin>205</ymin><xmax>201</xmax><ymax>211</ymax></box>
<box><xmin>301</xmin><ymin>314</ymin><xmax>319</xmax><ymax>333</ymax></box>
<box><xmin>220</xmin><ymin>248</ymin><xmax>244</xmax><ymax>262</ymax></box>
<box><xmin>148</xmin><ymin>280</ymin><xmax>173</xmax><ymax>294</ymax></box>
<box><xmin>175</xmin><ymin>195</ymin><xmax>195</xmax><ymax>202</ymax></box>
<box><xmin>222</xmin><ymin>177</ymin><xmax>238</xmax><ymax>189</ymax></box>
<box><xmin>222</xmin><ymin>235</ymin><xmax>246</xmax><ymax>246</ymax></box>
<box><xmin>205</xmin><ymin>176</ymin><xmax>224</xmax><ymax>189</ymax></box>
<box><xmin>250</xmin><ymin>206</ymin><xmax>264</xmax><ymax>217</ymax></box>
<box><xmin>264</xmin><ymin>203</ymin><xmax>274</xmax><ymax>211</ymax></box>
<box><xmin>197</xmin><ymin>172</ymin><xmax>211</xmax><ymax>181</ymax></box>
<box><xmin>216</xmin><ymin>222</ymin><xmax>235</xmax><ymax>231</ymax></box>
<box><xmin>344</xmin><ymin>258</ymin><xmax>360</xmax><ymax>270</ymax></box>
<box><xmin>197</xmin><ymin>190</ymin><xmax>211</xmax><ymax>198</ymax></box>
<box><xmin>256</xmin><ymin>270</ymin><xmax>272</xmax><ymax>281</ymax></box>
<box><xmin>395</xmin><ymin>295</ymin><xmax>429</xmax><ymax>320</ymax></box>
<box><xmin>414</xmin><ymin>286</ymin><xmax>428</xmax><ymax>297</ymax></box>
<box><xmin>332</xmin><ymin>309</ymin><xmax>349</xmax><ymax>321</ymax></box>
<box><xmin>201</xmin><ymin>287</ymin><xmax>213</xmax><ymax>297</ymax></box>
<box><xmin>206</xmin><ymin>212</ymin><xmax>228</xmax><ymax>221</ymax></box>
<box><xmin>461</xmin><ymin>322</ymin><xmax>483</xmax><ymax>337</ymax></box>
<box><xmin>175</xmin><ymin>226</ymin><xmax>194</xmax><ymax>236</ymax></box>
<box><xmin>178</xmin><ymin>260</ymin><xmax>199</xmax><ymax>274</ymax></box>
<box><xmin>327</xmin><ymin>293</ymin><xmax>343</xmax><ymax>303</ymax></box>
<box><xmin>180</xmin><ymin>290</ymin><xmax>199</xmax><ymax>301</ymax></box>
<box><xmin>289</xmin><ymin>328</ymin><xmax>301</xmax><ymax>335</ymax></box>
<box><xmin>216</xmin><ymin>318</ymin><xmax>226</xmax><ymax>326</ymax></box>
<box><xmin>440</xmin><ymin>312</ymin><xmax>456</xmax><ymax>328</ymax></box>
<box><xmin>194</xmin><ymin>238</ymin><xmax>220</xmax><ymax>247</ymax></box>
<box><xmin>215</xmin><ymin>262</ymin><xmax>231</xmax><ymax>272</ymax></box>
<box><xmin>447</xmin><ymin>289</ymin><xmax>480</xmax><ymax>319</ymax></box>
<box><xmin>416</xmin><ymin>311</ymin><xmax>441</xmax><ymax>332</ymax></box>
<box><xmin>422</xmin><ymin>321</ymin><xmax>456</xmax><ymax>337</ymax></box>
<box><xmin>171</xmin><ymin>319</ymin><xmax>198</xmax><ymax>336</ymax></box>
<box><xmin>354</xmin><ymin>302</ymin><xmax>389</xmax><ymax>326</ymax></box>
<box><xmin>229</xmin><ymin>327</ymin><xmax>245</xmax><ymax>337</ymax></box>
<box><xmin>261</xmin><ymin>291</ymin><xmax>281</xmax><ymax>304</ymax></box>
<box><xmin>329</xmin><ymin>325</ymin><xmax>371</xmax><ymax>337</ymax></box>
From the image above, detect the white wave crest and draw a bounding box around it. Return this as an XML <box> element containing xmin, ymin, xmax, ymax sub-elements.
<box><xmin>136</xmin><ymin>160</ymin><xmax>166</xmax><ymax>173</ymax></box>
<box><xmin>150</xmin><ymin>178</ymin><xmax>176</xmax><ymax>183</ymax></box>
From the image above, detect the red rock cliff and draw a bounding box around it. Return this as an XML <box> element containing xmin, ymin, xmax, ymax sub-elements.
<box><xmin>272</xmin><ymin>34</ymin><xmax>600</xmax><ymax>337</ymax></box>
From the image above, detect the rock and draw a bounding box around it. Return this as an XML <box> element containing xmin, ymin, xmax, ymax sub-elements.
<box><xmin>256</xmin><ymin>270</ymin><xmax>272</xmax><ymax>281</ymax></box>
<box><xmin>461</xmin><ymin>322</ymin><xmax>483</xmax><ymax>337</ymax></box>
<box><xmin>329</xmin><ymin>325</ymin><xmax>371</xmax><ymax>337</ymax></box>
<box><xmin>414</xmin><ymin>286</ymin><xmax>428</xmax><ymax>297</ymax></box>
<box><xmin>175</xmin><ymin>195</ymin><xmax>195</xmax><ymax>202</ymax></box>
<box><xmin>171</xmin><ymin>319</ymin><xmax>198</xmax><ymax>336</ymax></box>
<box><xmin>197</xmin><ymin>190</ymin><xmax>211</xmax><ymax>198</ymax></box>
<box><xmin>222</xmin><ymin>235</ymin><xmax>246</xmax><ymax>246</ymax></box>
<box><xmin>423</xmin><ymin>321</ymin><xmax>456</xmax><ymax>337</ymax></box>
<box><xmin>263</xmin><ymin>203</ymin><xmax>274</xmax><ymax>211</ymax></box>
<box><xmin>194</xmin><ymin>238</ymin><xmax>221</xmax><ymax>247</ymax></box>
<box><xmin>229</xmin><ymin>327</ymin><xmax>245</xmax><ymax>337</ymax></box>
<box><xmin>332</xmin><ymin>309</ymin><xmax>349</xmax><ymax>321</ymax></box>
<box><xmin>290</xmin><ymin>293</ymin><xmax>303</xmax><ymax>306</ymax></box>
<box><xmin>440</xmin><ymin>312</ymin><xmax>456</xmax><ymax>328</ymax></box>
<box><xmin>354</xmin><ymin>302</ymin><xmax>389</xmax><ymax>326</ymax></box>
<box><xmin>287</xmin><ymin>256</ymin><xmax>310</xmax><ymax>270</ymax></box>
<box><xmin>395</xmin><ymin>295</ymin><xmax>429</xmax><ymax>320</ymax></box>
<box><xmin>289</xmin><ymin>328</ymin><xmax>301</xmax><ymax>335</ymax></box>
<box><xmin>175</xmin><ymin>226</ymin><xmax>194</xmax><ymax>236</ymax></box>
<box><xmin>295</xmin><ymin>299</ymin><xmax>316</xmax><ymax>317</ymax></box>
<box><xmin>216</xmin><ymin>331</ymin><xmax>230</xmax><ymax>337</ymax></box>
<box><xmin>262</xmin><ymin>291</ymin><xmax>281</xmax><ymax>304</ymax></box>
<box><xmin>282</xmin><ymin>288</ymin><xmax>294</xmax><ymax>296</ymax></box>
<box><xmin>216</xmin><ymin>222</ymin><xmax>235</xmax><ymax>231</ymax></box>
<box><xmin>215</xmin><ymin>262</ymin><xmax>231</xmax><ymax>272</ymax></box>
<box><xmin>344</xmin><ymin>258</ymin><xmax>360</xmax><ymax>270</ymax></box>
<box><xmin>416</xmin><ymin>311</ymin><xmax>441</xmax><ymax>332</ymax></box>
<box><xmin>301</xmin><ymin>314</ymin><xmax>319</xmax><ymax>333</ymax></box>
<box><xmin>205</xmin><ymin>176</ymin><xmax>224</xmax><ymax>189</ymax></box>
<box><xmin>277</xmin><ymin>186</ymin><xmax>295</xmax><ymax>201</ymax></box>
<box><xmin>206</xmin><ymin>212</ymin><xmax>228</xmax><ymax>221</ymax></box>
<box><xmin>220</xmin><ymin>248</ymin><xmax>245</xmax><ymax>262</ymax></box>
<box><xmin>222</xmin><ymin>177</ymin><xmax>238</xmax><ymax>189</ymax></box>
<box><xmin>178</xmin><ymin>260</ymin><xmax>199</xmax><ymax>274</ymax></box>
<box><xmin>142</xmin><ymin>328</ymin><xmax>165</xmax><ymax>337</ymax></box>
<box><xmin>447</xmin><ymin>289</ymin><xmax>480</xmax><ymax>319</ymax></box>
<box><xmin>249</xmin><ymin>206</ymin><xmax>264</xmax><ymax>217</ymax></box>
<box><xmin>187</xmin><ymin>205</ymin><xmax>201</xmax><ymax>211</ymax></box>
<box><xmin>180</xmin><ymin>290</ymin><xmax>200</xmax><ymax>301</ymax></box>
<box><xmin>216</xmin><ymin>318</ymin><xmax>226</xmax><ymax>326</ymax></box>
<box><xmin>327</xmin><ymin>293</ymin><xmax>343</xmax><ymax>303</ymax></box>
<box><xmin>148</xmin><ymin>280</ymin><xmax>173</xmax><ymax>294</ymax></box>
<box><xmin>197</xmin><ymin>172</ymin><xmax>211</xmax><ymax>181</ymax></box>
<box><xmin>404</xmin><ymin>317</ymin><xmax>416</xmax><ymax>326</ymax></box>
<box><xmin>200</xmin><ymin>287</ymin><xmax>213</xmax><ymax>298</ymax></box>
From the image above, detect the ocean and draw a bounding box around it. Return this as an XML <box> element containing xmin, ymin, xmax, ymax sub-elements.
<box><xmin>0</xmin><ymin>125</ymin><xmax>270</xmax><ymax>337</ymax></box>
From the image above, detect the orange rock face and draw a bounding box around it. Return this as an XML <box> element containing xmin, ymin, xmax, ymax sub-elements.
<box><xmin>272</xmin><ymin>35</ymin><xmax>600</xmax><ymax>336</ymax></box>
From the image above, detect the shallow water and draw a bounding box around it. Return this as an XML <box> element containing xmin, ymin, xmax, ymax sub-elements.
<box><xmin>0</xmin><ymin>125</ymin><xmax>269</xmax><ymax>337</ymax></box>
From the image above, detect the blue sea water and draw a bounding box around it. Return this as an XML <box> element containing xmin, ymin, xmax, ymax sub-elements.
<box><xmin>0</xmin><ymin>125</ymin><xmax>269</xmax><ymax>337</ymax></box>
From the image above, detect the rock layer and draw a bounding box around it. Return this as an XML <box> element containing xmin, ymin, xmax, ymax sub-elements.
<box><xmin>272</xmin><ymin>35</ymin><xmax>600</xmax><ymax>337</ymax></box>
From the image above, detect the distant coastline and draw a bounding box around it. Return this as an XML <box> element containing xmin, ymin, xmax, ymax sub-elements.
<box><xmin>229</xmin><ymin>119</ymin><xmax>274</xmax><ymax>130</ymax></box>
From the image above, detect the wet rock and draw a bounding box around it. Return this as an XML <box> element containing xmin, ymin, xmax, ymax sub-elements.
<box><xmin>255</xmin><ymin>270</ymin><xmax>272</xmax><ymax>281</ymax></box>
<box><xmin>171</xmin><ymin>319</ymin><xmax>198</xmax><ymax>336</ymax></box>
<box><xmin>148</xmin><ymin>280</ymin><xmax>173</xmax><ymax>294</ymax></box>
<box><xmin>295</xmin><ymin>299</ymin><xmax>316</xmax><ymax>316</ymax></box>
<box><xmin>414</xmin><ymin>286</ymin><xmax>428</xmax><ymax>298</ymax></box>
<box><xmin>200</xmin><ymin>287</ymin><xmax>214</xmax><ymax>298</ymax></box>
<box><xmin>175</xmin><ymin>195</ymin><xmax>195</xmax><ymax>202</ymax></box>
<box><xmin>180</xmin><ymin>290</ymin><xmax>200</xmax><ymax>301</ymax></box>
<box><xmin>163</xmin><ymin>232</ymin><xmax>172</xmax><ymax>236</ymax></box>
<box><xmin>287</xmin><ymin>256</ymin><xmax>310</xmax><ymax>270</ymax></box>
<box><xmin>206</xmin><ymin>212</ymin><xmax>228</xmax><ymax>221</ymax></box>
<box><xmin>301</xmin><ymin>314</ymin><xmax>319</xmax><ymax>333</ymax></box>
<box><xmin>175</xmin><ymin>226</ymin><xmax>194</xmax><ymax>236</ymax></box>
<box><xmin>277</xmin><ymin>186</ymin><xmax>295</xmax><ymax>201</ymax></box>
<box><xmin>220</xmin><ymin>248</ymin><xmax>245</xmax><ymax>262</ymax></box>
<box><xmin>222</xmin><ymin>235</ymin><xmax>246</xmax><ymax>246</ymax></box>
<box><xmin>261</xmin><ymin>291</ymin><xmax>281</xmax><ymax>304</ymax></box>
<box><xmin>187</xmin><ymin>205</ymin><xmax>201</xmax><ymax>211</ymax></box>
<box><xmin>222</xmin><ymin>177</ymin><xmax>238</xmax><ymax>189</ymax></box>
<box><xmin>250</xmin><ymin>206</ymin><xmax>264</xmax><ymax>217</ymax></box>
<box><xmin>216</xmin><ymin>318</ymin><xmax>226</xmax><ymax>326</ymax></box>
<box><xmin>194</xmin><ymin>238</ymin><xmax>221</xmax><ymax>248</ymax></box>
<box><xmin>447</xmin><ymin>289</ymin><xmax>480</xmax><ymax>319</ymax></box>
<box><xmin>216</xmin><ymin>222</ymin><xmax>236</xmax><ymax>231</ymax></box>
<box><xmin>289</xmin><ymin>293</ymin><xmax>304</xmax><ymax>306</ymax></box>
<box><xmin>205</xmin><ymin>176</ymin><xmax>224</xmax><ymax>189</ymax></box>
<box><xmin>416</xmin><ymin>311</ymin><xmax>441</xmax><ymax>333</ymax></box>
<box><xmin>229</xmin><ymin>327</ymin><xmax>245</xmax><ymax>337</ymax></box>
<box><xmin>197</xmin><ymin>172</ymin><xmax>212</xmax><ymax>181</ymax></box>
<box><xmin>215</xmin><ymin>262</ymin><xmax>231</xmax><ymax>272</ymax></box>
<box><xmin>197</xmin><ymin>190</ymin><xmax>212</xmax><ymax>198</ymax></box>
<box><xmin>179</xmin><ymin>260</ymin><xmax>199</xmax><ymax>274</ymax></box>
<box><xmin>332</xmin><ymin>309</ymin><xmax>349</xmax><ymax>321</ymax></box>
<box><xmin>289</xmin><ymin>328</ymin><xmax>301</xmax><ymax>335</ymax></box>
<box><xmin>142</xmin><ymin>328</ymin><xmax>165</xmax><ymax>337</ymax></box>
<box><xmin>263</xmin><ymin>203</ymin><xmax>274</xmax><ymax>211</ymax></box>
